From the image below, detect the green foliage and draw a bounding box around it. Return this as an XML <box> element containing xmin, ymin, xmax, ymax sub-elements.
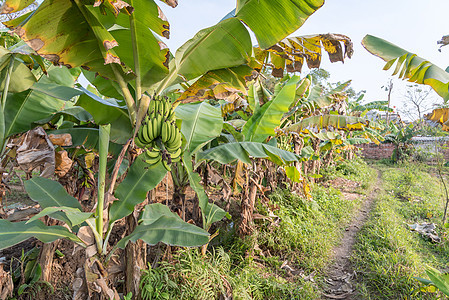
<box><xmin>10</xmin><ymin>247</ymin><xmax>54</xmax><ymax>299</ymax></box>
<box><xmin>256</xmin><ymin>185</ymin><xmax>362</xmax><ymax>270</ymax></box>
<box><xmin>140</xmin><ymin>264</ymin><xmax>179</xmax><ymax>300</ymax></box>
<box><xmin>139</xmin><ymin>248</ymin><xmax>319</xmax><ymax>300</ymax></box>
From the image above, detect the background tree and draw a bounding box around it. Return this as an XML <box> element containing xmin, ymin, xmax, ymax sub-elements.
<box><xmin>400</xmin><ymin>84</ymin><xmax>436</xmax><ymax>122</ymax></box>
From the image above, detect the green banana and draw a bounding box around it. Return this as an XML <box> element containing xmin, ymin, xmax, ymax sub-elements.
<box><xmin>148</xmin><ymin>98</ymin><xmax>155</xmax><ymax>115</ymax></box>
<box><xmin>169</xmin><ymin>147</ymin><xmax>182</xmax><ymax>160</ymax></box>
<box><xmin>161</xmin><ymin>121</ymin><xmax>169</xmax><ymax>143</ymax></box>
<box><xmin>134</xmin><ymin>135</ymin><xmax>146</xmax><ymax>148</ymax></box>
<box><xmin>142</xmin><ymin>116</ymin><xmax>152</xmax><ymax>143</ymax></box>
<box><xmin>145</xmin><ymin>148</ymin><xmax>160</xmax><ymax>158</ymax></box>
<box><xmin>144</xmin><ymin>154</ymin><xmax>161</xmax><ymax>165</ymax></box>
<box><xmin>156</xmin><ymin>111</ymin><xmax>163</xmax><ymax>137</ymax></box>
<box><xmin>151</xmin><ymin>116</ymin><xmax>158</xmax><ymax>140</ymax></box>
<box><xmin>162</xmin><ymin>159</ymin><xmax>171</xmax><ymax>171</ymax></box>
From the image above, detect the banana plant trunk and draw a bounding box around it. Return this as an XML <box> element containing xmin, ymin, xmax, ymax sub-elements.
<box><xmin>125</xmin><ymin>211</ymin><xmax>147</xmax><ymax>299</ymax></box>
<box><xmin>238</xmin><ymin>174</ymin><xmax>258</xmax><ymax>238</ymax></box>
<box><xmin>293</xmin><ymin>136</ymin><xmax>304</xmax><ymax>190</ymax></box>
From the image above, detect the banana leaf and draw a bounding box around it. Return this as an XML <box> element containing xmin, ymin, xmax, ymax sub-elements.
<box><xmin>196</xmin><ymin>141</ymin><xmax>298</xmax><ymax>165</ymax></box>
<box><xmin>242</xmin><ymin>75</ymin><xmax>302</xmax><ymax>142</ymax></box>
<box><xmin>362</xmin><ymin>35</ymin><xmax>449</xmax><ymax>101</ymax></box>
<box><xmin>109</xmin><ymin>153</ymin><xmax>168</xmax><ymax>226</ymax></box>
<box><xmin>116</xmin><ymin>215</ymin><xmax>209</xmax><ymax>248</ymax></box>
<box><xmin>175</xmin><ymin>102</ymin><xmax>223</xmax><ymax>155</ymax></box>
<box><xmin>0</xmin><ymin>219</ymin><xmax>84</xmax><ymax>250</ymax></box>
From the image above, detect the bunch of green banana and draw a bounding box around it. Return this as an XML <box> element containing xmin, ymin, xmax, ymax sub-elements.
<box><xmin>135</xmin><ymin>95</ymin><xmax>182</xmax><ymax>171</ymax></box>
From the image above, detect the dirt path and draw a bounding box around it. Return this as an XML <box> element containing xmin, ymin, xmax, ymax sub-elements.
<box><xmin>322</xmin><ymin>170</ymin><xmax>382</xmax><ymax>299</ymax></box>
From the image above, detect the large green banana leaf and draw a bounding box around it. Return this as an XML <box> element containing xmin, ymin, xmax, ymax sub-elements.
<box><xmin>140</xmin><ymin>203</ymin><xmax>179</xmax><ymax>225</ymax></box>
<box><xmin>88</xmin><ymin>2</ymin><xmax>170</xmax><ymax>90</ymax></box>
<box><xmin>196</xmin><ymin>141</ymin><xmax>298</xmax><ymax>165</ymax></box>
<box><xmin>27</xmin><ymin>206</ymin><xmax>92</xmax><ymax>227</ymax></box>
<box><xmin>24</xmin><ymin>177</ymin><xmax>84</xmax><ymax>228</ymax></box>
<box><xmin>242</xmin><ymin>75</ymin><xmax>302</xmax><ymax>142</ymax></box>
<box><xmin>171</xmin><ymin>17</ymin><xmax>252</xmax><ymax>84</ymax></box>
<box><xmin>116</xmin><ymin>215</ymin><xmax>209</xmax><ymax>249</ymax></box>
<box><xmin>285</xmin><ymin>115</ymin><xmax>381</xmax><ymax>133</ymax></box>
<box><xmin>183</xmin><ymin>152</ymin><xmax>228</xmax><ymax>230</ymax></box>
<box><xmin>362</xmin><ymin>35</ymin><xmax>449</xmax><ymax>101</ymax></box>
<box><xmin>235</xmin><ymin>0</ymin><xmax>324</xmax><ymax>49</ymax></box>
<box><xmin>0</xmin><ymin>219</ymin><xmax>84</xmax><ymax>250</ymax></box>
<box><xmin>109</xmin><ymin>153</ymin><xmax>168</xmax><ymax>226</ymax></box>
<box><xmin>4</xmin><ymin>66</ymin><xmax>80</xmax><ymax>138</ymax></box>
<box><xmin>175</xmin><ymin>102</ymin><xmax>223</xmax><ymax>155</ymax></box>
<box><xmin>75</xmin><ymin>87</ymin><xmax>132</xmax><ymax>144</ymax></box>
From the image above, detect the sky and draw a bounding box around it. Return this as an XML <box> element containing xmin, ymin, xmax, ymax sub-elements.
<box><xmin>161</xmin><ymin>0</ymin><xmax>449</xmax><ymax>117</ymax></box>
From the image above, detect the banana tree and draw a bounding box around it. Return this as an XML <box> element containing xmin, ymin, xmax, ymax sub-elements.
<box><xmin>0</xmin><ymin>0</ymin><xmax>330</xmax><ymax>297</ymax></box>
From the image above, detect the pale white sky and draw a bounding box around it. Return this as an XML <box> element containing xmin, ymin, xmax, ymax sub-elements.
<box><xmin>161</xmin><ymin>0</ymin><xmax>449</xmax><ymax>115</ymax></box>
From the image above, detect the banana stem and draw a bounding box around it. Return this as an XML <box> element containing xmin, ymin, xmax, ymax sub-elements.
<box><xmin>0</xmin><ymin>55</ymin><xmax>15</xmax><ymax>150</ymax></box>
<box><xmin>96</xmin><ymin>124</ymin><xmax>110</xmax><ymax>253</ymax></box>
<box><xmin>129</xmin><ymin>0</ymin><xmax>142</xmax><ymax>102</ymax></box>
<box><xmin>111</xmin><ymin>64</ymin><xmax>137</xmax><ymax>125</ymax></box>
<box><xmin>155</xmin><ymin>65</ymin><xmax>178</xmax><ymax>95</ymax></box>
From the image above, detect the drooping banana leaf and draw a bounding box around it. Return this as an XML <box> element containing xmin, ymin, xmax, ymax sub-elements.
<box><xmin>257</xmin><ymin>33</ymin><xmax>353</xmax><ymax>77</ymax></box>
<box><xmin>235</xmin><ymin>0</ymin><xmax>324</xmax><ymax>49</ymax></box>
<box><xmin>24</xmin><ymin>177</ymin><xmax>84</xmax><ymax>228</ymax></box>
<box><xmin>362</xmin><ymin>35</ymin><xmax>449</xmax><ymax>101</ymax></box>
<box><xmin>116</xmin><ymin>215</ymin><xmax>209</xmax><ymax>249</ymax></box>
<box><xmin>196</xmin><ymin>141</ymin><xmax>298</xmax><ymax>165</ymax></box>
<box><xmin>0</xmin><ymin>219</ymin><xmax>84</xmax><ymax>250</ymax></box>
<box><xmin>0</xmin><ymin>46</ymin><xmax>36</xmax><ymax>93</ymax></box>
<box><xmin>89</xmin><ymin>2</ymin><xmax>170</xmax><ymax>91</ymax></box>
<box><xmin>75</xmin><ymin>86</ymin><xmax>132</xmax><ymax>144</ymax></box>
<box><xmin>177</xmin><ymin>65</ymin><xmax>257</xmax><ymax>103</ymax></box>
<box><xmin>109</xmin><ymin>153</ymin><xmax>168</xmax><ymax>226</ymax></box>
<box><xmin>4</xmin><ymin>66</ymin><xmax>81</xmax><ymax>138</ymax></box>
<box><xmin>175</xmin><ymin>102</ymin><xmax>223</xmax><ymax>155</ymax></box>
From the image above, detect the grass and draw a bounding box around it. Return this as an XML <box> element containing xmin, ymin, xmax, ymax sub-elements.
<box><xmin>140</xmin><ymin>158</ymin><xmax>378</xmax><ymax>299</ymax></box>
<box><xmin>352</xmin><ymin>162</ymin><xmax>449</xmax><ymax>299</ymax></box>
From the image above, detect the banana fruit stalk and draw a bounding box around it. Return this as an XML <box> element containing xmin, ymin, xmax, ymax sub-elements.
<box><xmin>135</xmin><ymin>95</ymin><xmax>182</xmax><ymax>171</ymax></box>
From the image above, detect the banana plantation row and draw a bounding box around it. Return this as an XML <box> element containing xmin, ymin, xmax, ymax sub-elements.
<box><xmin>0</xmin><ymin>0</ymin><xmax>448</xmax><ymax>299</ymax></box>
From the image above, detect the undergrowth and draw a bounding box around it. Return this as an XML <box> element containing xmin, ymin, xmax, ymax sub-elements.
<box><xmin>352</xmin><ymin>163</ymin><xmax>449</xmax><ymax>299</ymax></box>
<box><xmin>321</xmin><ymin>156</ymin><xmax>376</xmax><ymax>192</ymax></box>
<box><xmin>140</xmin><ymin>158</ymin><xmax>378</xmax><ymax>299</ymax></box>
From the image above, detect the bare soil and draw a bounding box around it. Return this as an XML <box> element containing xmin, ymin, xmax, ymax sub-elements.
<box><xmin>322</xmin><ymin>170</ymin><xmax>382</xmax><ymax>299</ymax></box>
